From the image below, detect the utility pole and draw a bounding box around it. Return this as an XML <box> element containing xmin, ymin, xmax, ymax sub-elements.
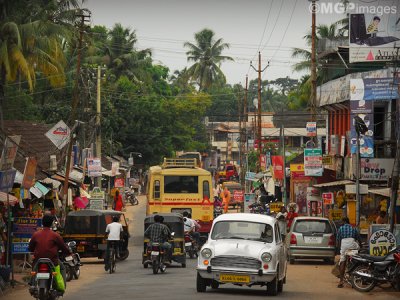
<box><xmin>310</xmin><ymin>0</ymin><xmax>318</xmax><ymax>145</ymax></box>
<box><xmin>62</xmin><ymin>12</ymin><xmax>90</xmax><ymax>214</ymax></box>
<box><xmin>389</xmin><ymin>46</ymin><xmax>400</xmax><ymax>232</ymax></box>
<box><xmin>281</xmin><ymin>123</ymin><xmax>287</xmax><ymax>206</ymax></box>
<box><xmin>250</xmin><ymin>52</ymin><xmax>269</xmax><ymax>172</ymax></box>
<box><xmin>95</xmin><ymin>66</ymin><xmax>102</xmax><ymax>188</ymax></box>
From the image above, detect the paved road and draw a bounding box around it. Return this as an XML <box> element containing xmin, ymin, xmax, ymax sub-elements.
<box><xmin>4</xmin><ymin>198</ymin><xmax>399</xmax><ymax>299</ymax></box>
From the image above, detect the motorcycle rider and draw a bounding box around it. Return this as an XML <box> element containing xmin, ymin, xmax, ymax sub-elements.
<box><xmin>144</xmin><ymin>215</ymin><xmax>172</xmax><ymax>262</ymax></box>
<box><xmin>184</xmin><ymin>212</ymin><xmax>201</xmax><ymax>247</ymax></box>
<box><xmin>28</xmin><ymin>214</ymin><xmax>71</xmax><ymax>294</ymax></box>
<box><xmin>337</xmin><ymin>216</ymin><xmax>361</xmax><ymax>288</ymax></box>
<box><xmin>104</xmin><ymin>215</ymin><xmax>123</xmax><ymax>271</ymax></box>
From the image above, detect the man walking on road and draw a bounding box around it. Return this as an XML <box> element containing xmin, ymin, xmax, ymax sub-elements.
<box><xmin>336</xmin><ymin>217</ymin><xmax>360</xmax><ymax>288</ymax></box>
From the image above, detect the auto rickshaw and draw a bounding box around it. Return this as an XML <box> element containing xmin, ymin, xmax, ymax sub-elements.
<box><xmin>142</xmin><ymin>213</ymin><xmax>186</xmax><ymax>268</ymax></box>
<box><xmin>62</xmin><ymin>209</ymin><xmax>130</xmax><ymax>260</ymax></box>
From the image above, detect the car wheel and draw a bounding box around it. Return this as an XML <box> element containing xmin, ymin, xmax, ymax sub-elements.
<box><xmin>211</xmin><ymin>280</ymin><xmax>219</xmax><ymax>289</ymax></box>
<box><xmin>267</xmin><ymin>275</ymin><xmax>278</xmax><ymax>296</ymax></box>
<box><xmin>196</xmin><ymin>273</ymin><xmax>207</xmax><ymax>293</ymax></box>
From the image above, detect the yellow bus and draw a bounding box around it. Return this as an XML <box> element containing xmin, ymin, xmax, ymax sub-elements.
<box><xmin>146</xmin><ymin>158</ymin><xmax>214</xmax><ymax>234</ymax></box>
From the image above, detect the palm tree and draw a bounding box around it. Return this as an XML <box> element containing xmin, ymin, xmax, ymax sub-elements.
<box><xmin>184</xmin><ymin>28</ymin><xmax>233</xmax><ymax>91</ymax></box>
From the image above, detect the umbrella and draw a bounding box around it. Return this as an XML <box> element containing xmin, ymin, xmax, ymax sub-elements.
<box><xmin>0</xmin><ymin>192</ymin><xmax>19</xmax><ymax>206</ymax></box>
<box><xmin>73</xmin><ymin>196</ymin><xmax>89</xmax><ymax>209</ymax></box>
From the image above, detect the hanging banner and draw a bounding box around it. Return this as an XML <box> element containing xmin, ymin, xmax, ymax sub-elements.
<box><xmin>349</xmin><ymin>11</ymin><xmax>400</xmax><ymax>63</ymax></box>
<box><xmin>45</xmin><ymin>120</ymin><xmax>70</xmax><ymax>150</ymax></box>
<box><xmin>350</xmin><ymin>78</ymin><xmax>399</xmax><ymax>101</ymax></box>
<box><xmin>322</xmin><ymin>192</ymin><xmax>334</xmax><ymax>205</ymax></box>
<box><xmin>114</xmin><ymin>178</ymin><xmax>124</xmax><ymax>188</ymax></box>
<box><xmin>0</xmin><ymin>135</ymin><xmax>21</xmax><ymax>171</ymax></box>
<box><xmin>271</xmin><ymin>156</ymin><xmax>284</xmax><ymax>179</ymax></box>
<box><xmin>12</xmin><ymin>218</ymin><xmax>42</xmax><ymax>254</ymax></box>
<box><xmin>360</xmin><ymin>158</ymin><xmax>394</xmax><ymax>180</ymax></box>
<box><xmin>87</xmin><ymin>157</ymin><xmax>102</xmax><ymax>177</ymax></box>
<box><xmin>22</xmin><ymin>157</ymin><xmax>37</xmax><ymax>189</ymax></box>
<box><xmin>306</xmin><ymin>122</ymin><xmax>317</xmax><ymax>137</ymax></box>
<box><xmin>0</xmin><ymin>169</ymin><xmax>17</xmax><ymax>192</ymax></box>
<box><xmin>350</xmin><ymin>97</ymin><xmax>374</xmax><ymax>157</ymax></box>
<box><xmin>304</xmin><ymin>148</ymin><xmax>323</xmax><ymax>176</ymax></box>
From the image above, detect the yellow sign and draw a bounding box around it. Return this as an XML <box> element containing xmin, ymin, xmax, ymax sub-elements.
<box><xmin>270</xmin><ymin>202</ymin><xmax>283</xmax><ymax>213</ymax></box>
<box><xmin>220</xmin><ymin>274</ymin><xmax>250</xmax><ymax>283</ymax></box>
<box><xmin>322</xmin><ymin>155</ymin><xmax>333</xmax><ymax>165</ymax></box>
<box><xmin>290</xmin><ymin>164</ymin><xmax>304</xmax><ymax>172</ymax></box>
<box><xmin>329</xmin><ymin>209</ymin><xmax>343</xmax><ymax>221</ymax></box>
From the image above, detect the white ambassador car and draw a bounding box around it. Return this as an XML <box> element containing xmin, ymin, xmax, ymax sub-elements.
<box><xmin>196</xmin><ymin>213</ymin><xmax>287</xmax><ymax>296</ymax></box>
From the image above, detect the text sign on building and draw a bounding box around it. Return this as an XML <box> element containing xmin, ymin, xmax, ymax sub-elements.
<box><xmin>350</xmin><ymin>97</ymin><xmax>374</xmax><ymax>158</ymax></box>
<box><xmin>304</xmin><ymin>148</ymin><xmax>323</xmax><ymax>176</ymax></box>
<box><xmin>360</xmin><ymin>158</ymin><xmax>394</xmax><ymax>181</ymax></box>
<box><xmin>369</xmin><ymin>229</ymin><xmax>396</xmax><ymax>256</ymax></box>
<box><xmin>45</xmin><ymin>120</ymin><xmax>70</xmax><ymax>150</ymax></box>
<box><xmin>306</xmin><ymin>122</ymin><xmax>317</xmax><ymax>137</ymax></box>
<box><xmin>350</xmin><ymin>78</ymin><xmax>399</xmax><ymax>101</ymax></box>
<box><xmin>12</xmin><ymin>218</ymin><xmax>42</xmax><ymax>254</ymax></box>
<box><xmin>0</xmin><ymin>135</ymin><xmax>21</xmax><ymax>171</ymax></box>
<box><xmin>87</xmin><ymin>158</ymin><xmax>102</xmax><ymax>177</ymax></box>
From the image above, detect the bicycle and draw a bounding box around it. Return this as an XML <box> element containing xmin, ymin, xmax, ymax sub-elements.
<box><xmin>109</xmin><ymin>241</ymin><xmax>118</xmax><ymax>274</ymax></box>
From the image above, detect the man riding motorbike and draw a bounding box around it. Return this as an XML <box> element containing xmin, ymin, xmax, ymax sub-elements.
<box><xmin>183</xmin><ymin>212</ymin><xmax>201</xmax><ymax>247</ymax></box>
<box><xmin>28</xmin><ymin>214</ymin><xmax>71</xmax><ymax>294</ymax></box>
<box><xmin>144</xmin><ymin>215</ymin><xmax>172</xmax><ymax>262</ymax></box>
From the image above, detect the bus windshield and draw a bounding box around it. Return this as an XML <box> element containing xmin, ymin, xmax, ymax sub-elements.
<box><xmin>164</xmin><ymin>175</ymin><xmax>199</xmax><ymax>193</ymax></box>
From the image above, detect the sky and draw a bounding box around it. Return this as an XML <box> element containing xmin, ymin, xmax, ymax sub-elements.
<box><xmin>86</xmin><ymin>0</ymin><xmax>344</xmax><ymax>86</ymax></box>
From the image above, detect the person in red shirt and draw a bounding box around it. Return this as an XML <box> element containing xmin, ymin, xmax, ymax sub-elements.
<box><xmin>113</xmin><ymin>190</ymin><xmax>124</xmax><ymax>211</ymax></box>
<box><xmin>286</xmin><ymin>205</ymin><xmax>298</xmax><ymax>231</ymax></box>
<box><xmin>29</xmin><ymin>215</ymin><xmax>71</xmax><ymax>292</ymax></box>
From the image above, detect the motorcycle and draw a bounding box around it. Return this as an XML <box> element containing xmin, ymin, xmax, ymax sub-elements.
<box><xmin>147</xmin><ymin>242</ymin><xmax>166</xmax><ymax>274</ymax></box>
<box><xmin>29</xmin><ymin>258</ymin><xmax>62</xmax><ymax>300</ymax></box>
<box><xmin>184</xmin><ymin>233</ymin><xmax>199</xmax><ymax>259</ymax></box>
<box><xmin>125</xmin><ymin>190</ymin><xmax>139</xmax><ymax>206</ymax></box>
<box><xmin>60</xmin><ymin>241</ymin><xmax>82</xmax><ymax>282</ymax></box>
<box><xmin>350</xmin><ymin>246</ymin><xmax>400</xmax><ymax>292</ymax></box>
<box><xmin>214</xmin><ymin>206</ymin><xmax>223</xmax><ymax>218</ymax></box>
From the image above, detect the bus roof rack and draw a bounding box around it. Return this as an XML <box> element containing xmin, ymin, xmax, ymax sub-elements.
<box><xmin>162</xmin><ymin>158</ymin><xmax>197</xmax><ymax>168</ymax></box>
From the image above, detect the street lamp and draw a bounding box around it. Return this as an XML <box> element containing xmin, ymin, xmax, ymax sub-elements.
<box><xmin>354</xmin><ymin>115</ymin><xmax>368</xmax><ymax>227</ymax></box>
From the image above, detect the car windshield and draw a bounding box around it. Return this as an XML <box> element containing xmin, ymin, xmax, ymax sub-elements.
<box><xmin>211</xmin><ymin>221</ymin><xmax>273</xmax><ymax>243</ymax></box>
<box><xmin>294</xmin><ymin>220</ymin><xmax>332</xmax><ymax>234</ymax></box>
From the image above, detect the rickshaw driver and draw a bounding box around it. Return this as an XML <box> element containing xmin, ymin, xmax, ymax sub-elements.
<box><xmin>104</xmin><ymin>216</ymin><xmax>123</xmax><ymax>271</ymax></box>
<box><xmin>144</xmin><ymin>215</ymin><xmax>172</xmax><ymax>262</ymax></box>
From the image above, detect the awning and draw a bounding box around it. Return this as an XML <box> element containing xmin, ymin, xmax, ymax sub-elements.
<box><xmin>0</xmin><ymin>192</ymin><xmax>19</xmax><ymax>206</ymax></box>
<box><xmin>40</xmin><ymin>178</ymin><xmax>62</xmax><ymax>189</ymax></box>
<box><xmin>368</xmin><ymin>188</ymin><xmax>390</xmax><ymax>197</ymax></box>
<box><xmin>52</xmin><ymin>174</ymin><xmax>78</xmax><ymax>186</ymax></box>
<box><xmin>102</xmin><ymin>170</ymin><xmax>121</xmax><ymax>177</ymax></box>
<box><xmin>313</xmin><ymin>180</ymin><xmax>354</xmax><ymax>188</ymax></box>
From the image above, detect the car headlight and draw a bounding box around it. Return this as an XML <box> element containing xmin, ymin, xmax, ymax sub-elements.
<box><xmin>201</xmin><ymin>248</ymin><xmax>212</xmax><ymax>259</ymax></box>
<box><xmin>261</xmin><ymin>252</ymin><xmax>272</xmax><ymax>262</ymax></box>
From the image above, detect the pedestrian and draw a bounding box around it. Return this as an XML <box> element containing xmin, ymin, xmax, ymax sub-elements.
<box><xmin>286</xmin><ymin>204</ymin><xmax>298</xmax><ymax>231</ymax></box>
<box><xmin>113</xmin><ymin>190</ymin><xmax>124</xmax><ymax>211</ymax></box>
<box><xmin>337</xmin><ymin>217</ymin><xmax>360</xmax><ymax>288</ymax></box>
<box><xmin>221</xmin><ymin>187</ymin><xmax>231</xmax><ymax>213</ymax></box>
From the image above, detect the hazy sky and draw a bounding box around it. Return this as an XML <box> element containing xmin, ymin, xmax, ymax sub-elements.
<box><xmin>86</xmin><ymin>0</ymin><xmax>344</xmax><ymax>85</ymax></box>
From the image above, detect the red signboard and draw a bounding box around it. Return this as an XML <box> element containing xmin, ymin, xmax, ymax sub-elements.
<box><xmin>272</xmin><ymin>156</ymin><xmax>284</xmax><ymax>179</ymax></box>
<box><xmin>233</xmin><ymin>190</ymin><xmax>244</xmax><ymax>202</ymax></box>
<box><xmin>114</xmin><ymin>178</ymin><xmax>124</xmax><ymax>188</ymax></box>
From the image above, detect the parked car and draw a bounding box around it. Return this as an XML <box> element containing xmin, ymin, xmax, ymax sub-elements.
<box><xmin>196</xmin><ymin>213</ymin><xmax>287</xmax><ymax>296</ymax></box>
<box><xmin>287</xmin><ymin>216</ymin><xmax>337</xmax><ymax>265</ymax></box>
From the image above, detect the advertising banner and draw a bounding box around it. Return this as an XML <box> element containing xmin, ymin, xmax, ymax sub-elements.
<box><xmin>260</xmin><ymin>155</ymin><xmax>266</xmax><ymax>171</ymax></box>
<box><xmin>45</xmin><ymin>120</ymin><xmax>70</xmax><ymax>150</ymax></box>
<box><xmin>0</xmin><ymin>135</ymin><xmax>21</xmax><ymax>171</ymax></box>
<box><xmin>360</xmin><ymin>158</ymin><xmax>394</xmax><ymax>180</ymax></box>
<box><xmin>322</xmin><ymin>192</ymin><xmax>334</xmax><ymax>205</ymax></box>
<box><xmin>0</xmin><ymin>169</ymin><xmax>17</xmax><ymax>192</ymax></box>
<box><xmin>304</xmin><ymin>148</ymin><xmax>323</xmax><ymax>176</ymax></box>
<box><xmin>271</xmin><ymin>156</ymin><xmax>284</xmax><ymax>179</ymax></box>
<box><xmin>12</xmin><ymin>218</ymin><xmax>42</xmax><ymax>254</ymax></box>
<box><xmin>349</xmin><ymin>10</ymin><xmax>400</xmax><ymax>63</ymax></box>
<box><xmin>306</xmin><ymin>122</ymin><xmax>317</xmax><ymax>137</ymax></box>
<box><xmin>350</xmin><ymin>78</ymin><xmax>398</xmax><ymax>101</ymax></box>
<box><xmin>114</xmin><ymin>178</ymin><xmax>124</xmax><ymax>188</ymax></box>
<box><xmin>22</xmin><ymin>157</ymin><xmax>37</xmax><ymax>189</ymax></box>
<box><xmin>233</xmin><ymin>190</ymin><xmax>244</xmax><ymax>202</ymax></box>
<box><xmin>87</xmin><ymin>157</ymin><xmax>102</xmax><ymax>177</ymax></box>
<box><xmin>350</xmin><ymin>97</ymin><xmax>374</xmax><ymax>157</ymax></box>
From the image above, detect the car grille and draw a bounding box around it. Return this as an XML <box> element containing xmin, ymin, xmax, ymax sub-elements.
<box><xmin>211</xmin><ymin>256</ymin><xmax>261</xmax><ymax>270</ymax></box>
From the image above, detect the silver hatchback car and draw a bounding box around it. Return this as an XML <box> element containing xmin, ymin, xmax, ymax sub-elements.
<box><xmin>287</xmin><ymin>217</ymin><xmax>337</xmax><ymax>264</ymax></box>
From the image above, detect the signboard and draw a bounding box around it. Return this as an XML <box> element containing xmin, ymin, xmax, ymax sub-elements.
<box><xmin>114</xmin><ymin>178</ymin><xmax>124</xmax><ymax>188</ymax></box>
<box><xmin>111</xmin><ymin>162</ymin><xmax>119</xmax><ymax>177</ymax></box>
<box><xmin>90</xmin><ymin>187</ymin><xmax>105</xmax><ymax>200</ymax></box>
<box><xmin>259</xmin><ymin>155</ymin><xmax>266</xmax><ymax>171</ymax></box>
<box><xmin>12</xmin><ymin>218</ymin><xmax>42</xmax><ymax>254</ymax></box>
<box><xmin>22</xmin><ymin>157</ymin><xmax>37</xmax><ymax>189</ymax></box>
<box><xmin>360</xmin><ymin>158</ymin><xmax>394</xmax><ymax>180</ymax></box>
<box><xmin>0</xmin><ymin>135</ymin><xmax>21</xmax><ymax>170</ymax></box>
<box><xmin>349</xmin><ymin>11</ymin><xmax>400</xmax><ymax>63</ymax></box>
<box><xmin>307</xmin><ymin>200</ymin><xmax>322</xmax><ymax>216</ymax></box>
<box><xmin>0</xmin><ymin>169</ymin><xmax>17</xmax><ymax>192</ymax></box>
<box><xmin>233</xmin><ymin>190</ymin><xmax>244</xmax><ymax>202</ymax></box>
<box><xmin>306</xmin><ymin>122</ymin><xmax>317</xmax><ymax>137</ymax></box>
<box><xmin>89</xmin><ymin>199</ymin><xmax>104</xmax><ymax>210</ymax></box>
<box><xmin>329</xmin><ymin>209</ymin><xmax>343</xmax><ymax>221</ymax></box>
<box><xmin>270</xmin><ymin>202</ymin><xmax>283</xmax><ymax>213</ymax></box>
<box><xmin>45</xmin><ymin>120</ymin><xmax>70</xmax><ymax>150</ymax></box>
<box><xmin>87</xmin><ymin>157</ymin><xmax>102</xmax><ymax>177</ymax></box>
<box><xmin>245</xmin><ymin>172</ymin><xmax>256</xmax><ymax>181</ymax></box>
<box><xmin>322</xmin><ymin>155</ymin><xmax>333</xmax><ymax>166</ymax></box>
<box><xmin>350</xmin><ymin>78</ymin><xmax>399</xmax><ymax>101</ymax></box>
<box><xmin>304</xmin><ymin>148</ymin><xmax>323</xmax><ymax>176</ymax></box>
<box><xmin>271</xmin><ymin>156</ymin><xmax>284</xmax><ymax>179</ymax></box>
<box><xmin>322</xmin><ymin>192</ymin><xmax>334</xmax><ymax>205</ymax></box>
<box><xmin>244</xmin><ymin>193</ymin><xmax>256</xmax><ymax>213</ymax></box>
<box><xmin>369</xmin><ymin>229</ymin><xmax>397</xmax><ymax>256</ymax></box>
<box><xmin>29</xmin><ymin>182</ymin><xmax>50</xmax><ymax>198</ymax></box>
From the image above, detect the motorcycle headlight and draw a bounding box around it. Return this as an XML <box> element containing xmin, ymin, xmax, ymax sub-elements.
<box><xmin>201</xmin><ymin>248</ymin><xmax>212</xmax><ymax>259</ymax></box>
<box><xmin>261</xmin><ymin>252</ymin><xmax>272</xmax><ymax>263</ymax></box>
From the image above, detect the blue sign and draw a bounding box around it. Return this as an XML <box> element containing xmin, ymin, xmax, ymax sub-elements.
<box><xmin>12</xmin><ymin>218</ymin><xmax>42</xmax><ymax>254</ymax></box>
<box><xmin>350</xmin><ymin>78</ymin><xmax>399</xmax><ymax>101</ymax></box>
<box><xmin>0</xmin><ymin>169</ymin><xmax>16</xmax><ymax>192</ymax></box>
<box><xmin>245</xmin><ymin>172</ymin><xmax>256</xmax><ymax>181</ymax></box>
<box><xmin>12</xmin><ymin>242</ymin><xmax>30</xmax><ymax>254</ymax></box>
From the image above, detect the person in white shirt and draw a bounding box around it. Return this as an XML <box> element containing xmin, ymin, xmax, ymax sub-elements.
<box><xmin>104</xmin><ymin>215</ymin><xmax>123</xmax><ymax>271</ymax></box>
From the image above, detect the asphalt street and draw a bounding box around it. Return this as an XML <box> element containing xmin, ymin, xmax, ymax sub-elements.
<box><xmin>4</xmin><ymin>197</ymin><xmax>399</xmax><ymax>300</ymax></box>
